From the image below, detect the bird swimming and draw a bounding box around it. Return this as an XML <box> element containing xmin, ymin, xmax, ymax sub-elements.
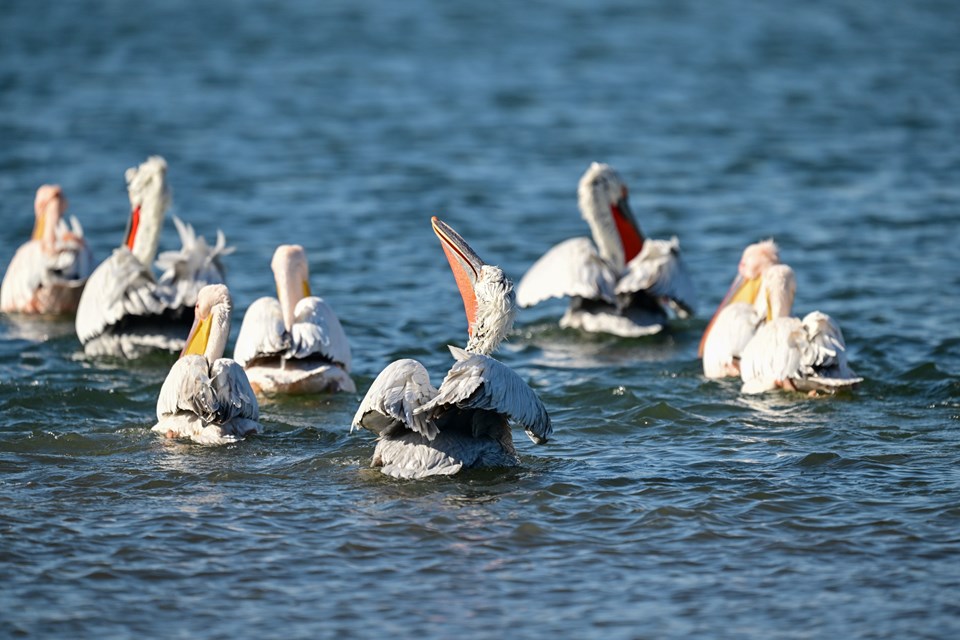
<box><xmin>75</xmin><ymin>156</ymin><xmax>232</xmax><ymax>358</ymax></box>
<box><xmin>352</xmin><ymin>217</ymin><xmax>551</xmax><ymax>479</ymax></box>
<box><xmin>153</xmin><ymin>284</ymin><xmax>261</xmax><ymax>444</ymax></box>
<box><xmin>234</xmin><ymin>244</ymin><xmax>354</xmax><ymax>395</ymax></box>
<box><xmin>516</xmin><ymin>162</ymin><xmax>696</xmax><ymax>337</ymax></box>
<box><xmin>699</xmin><ymin>239</ymin><xmax>780</xmax><ymax>378</ymax></box>
<box><xmin>1</xmin><ymin>185</ymin><xmax>93</xmax><ymax>315</ymax></box>
<box><xmin>737</xmin><ymin>263</ymin><xmax>862</xmax><ymax>395</ymax></box>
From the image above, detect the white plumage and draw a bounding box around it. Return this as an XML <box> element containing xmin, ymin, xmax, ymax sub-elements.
<box><xmin>517</xmin><ymin>162</ymin><xmax>696</xmax><ymax>337</ymax></box>
<box><xmin>74</xmin><ymin>156</ymin><xmax>232</xmax><ymax>358</ymax></box>
<box><xmin>737</xmin><ymin>265</ymin><xmax>863</xmax><ymax>395</ymax></box>
<box><xmin>233</xmin><ymin>244</ymin><xmax>354</xmax><ymax>395</ymax></box>
<box><xmin>352</xmin><ymin>217</ymin><xmax>551</xmax><ymax>479</ymax></box>
<box><xmin>1</xmin><ymin>185</ymin><xmax>93</xmax><ymax>316</ymax></box>
<box><xmin>153</xmin><ymin>284</ymin><xmax>261</xmax><ymax>445</ymax></box>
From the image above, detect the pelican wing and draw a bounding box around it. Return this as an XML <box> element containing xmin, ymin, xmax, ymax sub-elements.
<box><xmin>156</xmin><ymin>355</ymin><xmax>217</xmax><ymax>420</ymax></box>
<box><xmin>796</xmin><ymin>311</ymin><xmax>863</xmax><ymax>387</ymax></box>
<box><xmin>352</xmin><ymin>359</ymin><xmax>439</xmax><ymax>439</ymax></box>
<box><xmin>616</xmin><ymin>237</ymin><xmax>697</xmax><ymax>317</ymax></box>
<box><xmin>739</xmin><ymin>318</ymin><xmax>803</xmax><ymax>394</ymax></box>
<box><xmin>75</xmin><ymin>248</ymin><xmax>172</xmax><ymax>344</ymax></box>
<box><xmin>1</xmin><ymin>243</ymin><xmax>43</xmax><ymax>312</ymax></box>
<box><xmin>154</xmin><ymin>216</ymin><xmax>232</xmax><ymax>309</ymax></box>
<box><xmin>701</xmin><ymin>303</ymin><xmax>762</xmax><ymax>378</ymax></box>
<box><xmin>49</xmin><ymin>216</ymin><xmax>94</xmax><ymax>282</ymax></box>
<box><xmin>288</xmin><ymin>296</ymin><xmax>352</xmax><ymax>371</ymax></box>
<box><xmin>516</xmin><ymin>237</ymin><xmax>617</xmax><ymax>308</ymax></box>
<box><xmin>233</xmin><ymin>297</ymin><xmax>290</xmax><ymax>367</ymax></box>
<box><xmin>209</xmin><ymin>358</ymin><xmax>260</xmax><ymax>423</ymax></box>
<box><xmin>415</xmin><ymin>346</ymin><xmax>552</xmax><ymax>444</ymax></box>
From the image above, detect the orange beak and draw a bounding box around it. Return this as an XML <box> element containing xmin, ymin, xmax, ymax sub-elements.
<box><xmin>431</xmin><ymin>216</ymin><xmax>484</xmax><ymax>336</ymax></box>
<box><xmin>697</xmin><ymin>272</ymin><xmax>763</xmax><ymax>357</ymax></box>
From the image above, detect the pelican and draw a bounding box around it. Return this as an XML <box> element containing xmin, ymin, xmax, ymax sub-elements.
<box><xmin>233</xmin><ymin>244</ymin><xmax>355</xmax><ymax>395</ymax></box>
<box><xmin>75</xmin><ymin>156</ymin><xmax>232</xmax><ymax>357</ymax></box>
<box><xmin>699</xmin><ymin>239</ymin><xmax>780</xmax><ymax>378</ymax></box>
<box><xmin>516</xmin><ymin>162</ymin><xmax>696</xmax><ymax>337</ymax></box>
<box><xmin>738</xmin><ymin>264</ymin><xmax>863</xmax><ymax>395</ymax></box>
<box><xmin>153</xmin><ymin>284</ymin><xmax>261</xmax><ymax>444</ymax></box>
<box><xmin>1</xmin><ymin>185</ymin><xmax>93</xmax><ymax>315</ymax></box>
<box><xmin>352</xmin><ymin>217</ymin><xmax>551</xmax><ymax>479</ymax></box>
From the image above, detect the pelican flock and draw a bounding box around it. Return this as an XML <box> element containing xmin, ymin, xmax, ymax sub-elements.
<box><xmin>1</xmin><ymin>185</ymin><xmax>93</xmax><ymax>315</ymax></box>
<box><xmin>153</xmin><ymin>284</ymin><xmax>261</xmax><ymax>444</ymax></box>
<box><xmin>352</xmin><ymin>217</ymin><xmax>552</xmax><ymax>479</ymax></box>
<box><xmin>0</xmin><ymin>155</ymin><xmax>865</xmax><ymax>461</ymax></box>
<box><xmin>517</xmin><ymin>162</ymin><xmax>697</xmax><ymax>337</ymax></box>
<box><xmin>75</xmin><ymin>156</ymin><xmax>232</xmax><ymax>358</ymax></box>
<box><xmin>234</xmin><ymin>244</ymin><xmax>355</xmax><ymax>395</ymax></box>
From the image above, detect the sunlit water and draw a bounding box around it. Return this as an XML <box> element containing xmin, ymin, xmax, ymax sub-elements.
<box><xmin>2</xmin><ymin>0</ymin><xmax>959</xmax><ymax>637</ymax></box>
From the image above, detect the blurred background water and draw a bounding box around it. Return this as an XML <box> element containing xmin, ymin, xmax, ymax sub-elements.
<box><xmin>1</xmin><ymin>0</ymin><xmax>959</xmax><ymax>637</ymax></box>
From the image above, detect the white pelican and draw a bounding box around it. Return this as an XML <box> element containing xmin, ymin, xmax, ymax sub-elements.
<box><xmin>738</xmin><ymin>264</ymin><xmax>863</xmax><ymax>395</ymax></box>
<box><xmin>699</xmin><ymin>239</ymin><xmax>780</xmax><ymax>378</ymax></box>
<box><xmin>75</xmin><ymin>156</ymin><xmax>232</xmax><ymax>358</ymax></box>
<box><xmin>352</xmin><ymin>217</ymin><xmax>551</xmax><ymax>479</ymax></box>
<box><xmin>153</xmin><ymin>284</ymin><xmax>261</xmax><ymax>444</ymax></box>
<box><xmin>516</xmin><ymin>162</ymin><xmax>696</xmax><ymax>337</ymax></box>
<box><xmin>1</xmin><ymin>185</ymin><xmax>93</xmax><ymax>315</ymax></box>
<box><xmin>233</xmin><ymin>244</ymin><xmax>355</xmax><ymax>395</ymax></box>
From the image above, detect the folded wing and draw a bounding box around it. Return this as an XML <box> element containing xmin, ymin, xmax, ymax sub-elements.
<box><xmin>352</xmin><ymin>359</ymin><xmax>439</xmax><ymax>439</ymax></box>
<box><xmin>616</xmin><ymin>237</ymin><xmax>697</xmax><ymax>317</ymax></box>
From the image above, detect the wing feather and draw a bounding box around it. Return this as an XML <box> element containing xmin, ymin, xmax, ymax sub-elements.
<box><xmin>75</xmin><ymin>248</ymin><xmax>172</xmax><ymax>344</ymax></box>
<box><xmin>289</xmin><ymin>296</ymin><xmax>352</xmax><ymax>370</ymax></box>
<box><xmin>154</xmin><ymin>216</ymin><xmax>232</xmax><ymax>309</ymax></box>
<box><xmin>616</xmin><ymin>237</ymin><xmax>697</xmax><ymax>317</ymax></box>
<box><xmin>352</xmin><ymin>359</ymin><xmax>439</xmax><ymax>439</ymax></box>
<box><xmin>701</xmin><ymin>303</ymin><xmax>762</xmax><ymax>378</ymax></box>
<box><xmin>209</xmin><ymin>358</ymin><xmax>261</xmax><ymax>423</ymax></box>
<box><xmin>156</xmin><ymin>355</ymin><xmax>216</xmax><ymax>420</ymax></box>
<box><xmin>516</xmin><ymin>237</ymin><xmax>616</xmax><ymax>307</ymax></box>
<box><xmin>416</xmin><ymin>346</ymin><xmax>552</xmax><ymax>444</ymax></box>
<box><xmin>233</xmin><ymin>297</ymin><xmax>289</xmax><ymax>367</ymax></box>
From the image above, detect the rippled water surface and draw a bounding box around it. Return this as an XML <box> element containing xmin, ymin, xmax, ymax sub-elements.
<box><xmin>2</xmin><ymin>0</ymin><xmax>960</xmax><ymax>637</ymax></box>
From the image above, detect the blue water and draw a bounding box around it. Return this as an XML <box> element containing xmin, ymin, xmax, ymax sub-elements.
<box><xmin>2</xmin><ymin>0</ymin><xmax>959</xmax><ymax>637</ymax></box>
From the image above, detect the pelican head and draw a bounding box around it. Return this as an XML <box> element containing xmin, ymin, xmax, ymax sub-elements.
<box><xmin>757</xmin><ymin>263</ymin><xmax>795</xmax><ymax>321</ymax></box>
<box><xmin>577</xmin><ymin>162</ymin><xmax>645</xmax><ymax>270</ymax></box>
<box><xmin>123</xmin><ymin>155</ymin><xmax>171</xmax><ymax>267</ymax></box>
<box><xmin>431</xmin><ymin>217</ymin><xmax>516</xmax><ymax>356</ymax></box>
<box><xmin>32</xmin><ymin>185</ymin><xmax>68</xmax><ymax>250</ymax></box>
<box><xmin>271</xmin><ymin>244</ymin><xmax>311</xmax><ymax>331</ymax></box>
<box><xmin>182</xmin><ymin>284</ymin><xmax>232</xmax><ymax>362</ymax></box>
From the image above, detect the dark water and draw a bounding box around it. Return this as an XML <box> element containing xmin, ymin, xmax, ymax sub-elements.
<box><xmin>2</xmin><ymin>0</ymin><xmax>960</xmax><ymax>637</ymax></box>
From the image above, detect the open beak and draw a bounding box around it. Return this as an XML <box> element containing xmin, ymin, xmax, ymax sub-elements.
<box><xmin>181</xmin><ymin>310</ymin><xmax>212</xmax><ymax>358</ymax></box>
<box><xmin>431</xmin><ymin>216</ymin><xmax>484</xmax><ymax>335</ymax></box>
<box><xmin>697</xmin><ymin>272</ymin><xmax>764</xmax><ymax>357</ymax></box>
<box><xmin>123</xmin><ymin>205</ymin><xmax>141</xmax><ymax>251</ymax></box>
<box><xmin>610</xmin><ymin>189</ymin><xmax>644</xmax><ymax>263</ymax></box>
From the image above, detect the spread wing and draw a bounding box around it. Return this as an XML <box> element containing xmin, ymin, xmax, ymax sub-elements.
<box><xmin>156</xmin><ymin>355</ymin><xmax>217</xmax><ymax>420</ymax></box>
<box><xmin>516</xmin><ymin>237</ymin><xmax>617</xmax><ymax>308</ymax></box>
<box><xmin>288</xmin><ymin>296</ymin><xmax>352</xmax><ymax>371</ymax></box>
<box><xmin>415</xmin><ymin>346</ymin><xmax>552</xmax><ymax>444</ymax></box>
<box><xmin>233</xmin><ymin>297</ymin><xmax>290</xmax><ymax>367</ymax></box>
<box><xmin>209</xmin><ymin>358</ymin><xmax>260</xmax><ymax>422</ymax></box>
<box><xmin>352</xmin><ymin>359</ymin><xmax>439</xmax><ymax>439</ymax></box>
<box><xmin>616</xmin><ymin>237</ymin><xmax>697</xmax><ymax>317</ymax></box>
<box><xmin>701</xmin><ymin>303</ymin><xmax>761</xmax><ymax>378</ymax></box>
<box><xmin>154</xmin><ymin>216</ymin><xmax>232</xmax><ymax>309</ymax></box>
<box><xmin>75</xmin><ymin>248</ymin><xmax>172</xmax><ymax>344</ymax></box>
